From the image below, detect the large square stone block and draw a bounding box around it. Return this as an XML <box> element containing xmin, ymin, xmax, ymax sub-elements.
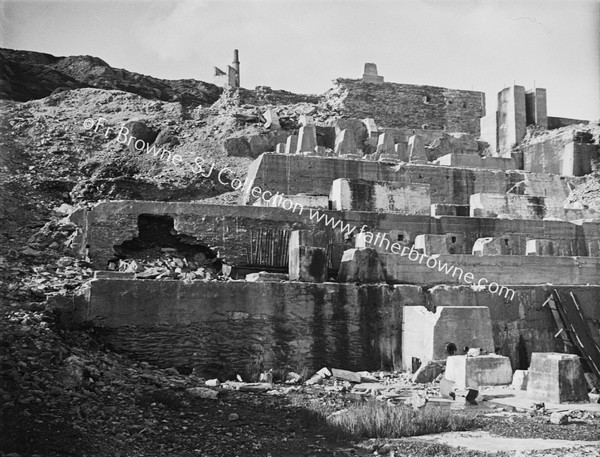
<box><xmin>527</xmin><ymin>352</ymin><xmax>588</xmax><ymax>403</ymax></box>
<box><xmin>445</xmin><ymin>355</ymin><xmax>512</xmax><ymax>389</ymax></box>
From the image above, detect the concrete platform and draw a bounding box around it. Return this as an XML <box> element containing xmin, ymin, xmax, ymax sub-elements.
<box><xmin>483</xmin><ymin>386</ymin><xmax>599</xmax><ymax>413</ymax></box>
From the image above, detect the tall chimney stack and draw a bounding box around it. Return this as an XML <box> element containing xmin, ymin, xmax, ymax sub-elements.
<box><xmin>232</xmin><ymin>49</ymin><xmax>240</xmax><ymax>87</ymax></box>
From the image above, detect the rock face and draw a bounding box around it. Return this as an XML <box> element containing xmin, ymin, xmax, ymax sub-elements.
<box><xmin>0</xmin><ymin>48</ymin><xmax>222</xmax><ymax>107</ymax></box>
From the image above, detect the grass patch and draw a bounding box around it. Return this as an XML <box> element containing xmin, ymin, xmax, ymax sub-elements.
<box><xmin>303</xmin><ymin>400</ymin><xmax>479</xmax><ymax>439</ymax></box>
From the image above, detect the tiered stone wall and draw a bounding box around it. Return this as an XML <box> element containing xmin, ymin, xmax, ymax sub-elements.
<box><xmin>70</xmin><ymin>201</ymin><xmax>600</xmax><ymax>270</ymax></box>
<box><xmin>241</xmin><ymin>153</ymin><xmax>573</xmax><ymax>206</ymax></box>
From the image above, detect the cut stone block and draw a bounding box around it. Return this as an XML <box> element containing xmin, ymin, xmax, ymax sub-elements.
<box><xmin>331</xmin><ymin>368</ymin><xmax>361</xmax><ymax>383</ymax></box>
<box><xmin>296</xmin><ymin>125</ymin><xmax>317</xmax><ymax>153</ymax></box>
<box><xmin>285</xmin><ymin>135</ymin><xmax>298</xmax><ymax>155</ymax></box>
<box><xmin>289</xmin><ymin>245</ymin><xmax>327</xmax><ymax>283</ymax></box>
<box><xmin>412</xmin><ymin>360</ymin><xmax>446</xmax><ymax>384</ymax></box>
<box><xmin>337</xmin><ymin>248</ymin><xmax>386</xmax><ymax>284</ymax></box>
<box><xmin>444</xmin><ymin>355</ymin><xmax>513</xmax><ymax>389</ymax></box>
<box><xmin>275</xmin><ymin>143</ymin><xmax>285</xmax><ymax>154</ymax></box>
<box><xmin>299</xmin><ymin>114</ymin><xmax>314</xmax><ymax>126</ymax></box>
<box><xmin>362</xmin><ymin>63</ymin><xmax>384</xmax><ymax>84</ymax></box>
<box><xmin>527</xmin><ymin>352</ymin><xmax>588</xmax><ymax>403</ymax></box>
<box><xmin>431</xmin><ymin>204</ymin><xmax>470</xmax><ymax>217</ymax></box>
<box><xmin>511</xmin><ymin>369</ymin><xmax>529</xmax><ymax>390</ymax></box>
<box><xmin>401</xmin><ymin>306</ymin><xmax>495</xmax><ymax>372</ymax></box>
<box><xmin>334</xmin><ymin>129</ymin><xmax>357</xmax><ymax>156</ymax></box>
<box><xmin>414</xmin><ymin>234</ymin><xmax>449</xmax><ymax>255</ymax></box>
<box><xmin>408</xmin><ymin>135</ymin><xmax>427</xmax><ymax>163</ymax></box>
<box><xmin>362</xmin><ymin>118</ymin><xmax>378</xmax><ymax>139</ymax></box>
<box><xmin>472</xmin><ymin>236</ymin><xmax>514</xmax><ymax>256</ymax></box>
<box><xmin>329</xmin><ymin>178</ymin><xmax>431</xmax><ymax>215</ymax></box>
<box><xmin>526</xmin><ymin>239</ymin><xmax>555</xmax><ymax>256</ymax></box>
<box><xmin>395</xmin><ymin>142</ymin><xmax>409</xmax><ymax>161</ymax></box>
<box><xmin>263</xmin><ymin>109</ymin><xmax>281</xmax><ymax>130</ymax></box>
<box><xmin>376</xmin><ymin>132</ymin><xmax>395</xmax><ymax>156</ymax></box>
<box><xmin>414</xmin><ymin>234</ymin><xmax>464</xmax><ymax>255</ymax></box>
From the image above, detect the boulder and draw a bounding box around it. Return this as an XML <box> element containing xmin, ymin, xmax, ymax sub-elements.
<box><xmin>412</xmin><ymin>360</ymin><xmax>447</xmax><ymax>384</ymax></box>
<box><xmin>223</xmin><ymin>136</ymin><xmax>252</xmax><ymax>157</ymax></box>
<box><xmin>122</xmin><ymin>120</ymin><xmax>158</xmax><ymax>153</ymax></box>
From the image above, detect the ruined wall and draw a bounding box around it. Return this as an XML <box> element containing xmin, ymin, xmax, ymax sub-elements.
<box><xmin>74</xmin><ymin>280</ymin><xmax>600</xmax><ymax>374</ymax></box>
<box><xmin>242</xmin><ymin>153</ymin><xmax>574</xmax><ymax>206</ymax></box>
<box><xmin>72</xmin><ymin>201</ymin><xmax>599</xmax><ymax>270</ymax></box>
<box><xmin>326</xmin><ymin>79</ymin><xmax>485</xmax><ymax>135</ymax></box>
<box><xmin>521</xmin><ymin>131</ymin><xmax>599</xmax><ymax>176</ymax></box>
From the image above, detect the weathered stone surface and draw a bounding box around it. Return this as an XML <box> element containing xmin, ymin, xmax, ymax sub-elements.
<box><xmin>472</xmin><ymin>236</ymin><xmax>515</xmax><ymax>256</ymax></box>
<box><xmin>75</xmin><ymin>200</ymin><xmax>598</xmax><ymax>272</ymax></box>
<box><xmin>314</xmin><ymin>145</ymin><xmax>327</xmax><ymax>157</ymax></box>
<box><xmin>414</xmin><ymin>234</ymin><xmax>450</xmax><ymax>255</ymax></box>
<box><xmin>395</xmin><ymin>142</ymin><xmax>409</xmax><ymax>161</ymax></box>
<box><xmin>444</xmin><ymin>355</ymin><xmax>513</xmax><ymax>389</ymax></box>
<box><xmin>470</xmin><ymin>192</ymin><xmax>599</xmax><ymax>221</ymax></box>
<box><xmin>337</xmin><ymin>248</ymin><xmax>386</xmax><ymax>284</ymax></box>
<box><xmin>527</xmin><ymin>352</ymin><xmax>589</xmax><ymax>403</ymax></box>
<box><xmin>329</xmin><ymin>178</ymin><xmax>431</xmax><ymax>215</ymax></box>
<box><xmin>242</xmin><ymin>153</ymin><xmax>580</xmax><ymax>207</ymax></box>
<box><xmin>408</xmin><ymin>135</ymin><xmax>427</xmax><ymax>163</ymax></box>
<box><xmin>75</xmin><ymin>279</ymin><xmax>409</xmax><ymax>375</ymax></box>
<box><xmin>375</xmin><ymin>132</ymin><xmax>395</xmax><ymax>156</ymax></box>
<box><xmin>412</xmin><ymin>360</ymin><xmax>447</xmax><ymax>384</ymax></box>
<box><xmin>275</xmin><ymin>143</ymin><xmax>285</xmax><ymax>154</ymax></box>
<box><xmin>382</xmin><ymin>252</ymin><xmax>600</xmax><ymax>286</ymax></box>
<box><xmin>362</xmin><ymin>118</ymin><xmax>378</xmax><ymax>138</ymax></box>
<box><xmin>511</xmin><ymin>369</ymin><xmax>529</xmax><ymax>390</ymax></box>
<box><xmin>331</xmin><ymin>368</ymin><xmax>361</xmax><ymax>383</ymax></box>
<box><xmin>402</xmin><ymin>306</ymin><xmax>495</xmax><ymax>371</ymax></box>
<box><xmin>549</xmin><ymin>412</ymin><xmax>569</xmax><ymax>425</ymax></box>
<box><xmin>245</xmin><ymin>271</ymin><xmax>287</xmax><ymax>282</ymax></box>
<box><xmin>289</xmin><ymin>245</ymin><xmax>328</xmax><ymax>282</ymax></box>
<box><xmin>362</xmin><ymin>63</ymin><xmax>384</xmax><ymax>84</ymax></box>
<box><xmin>121</xmin><ymin>120</ymin><xmax>158</xmax><ymax>153</ymax></box>
<box><xmin>299</xmin><ymin>114</ymin><xmax>314</xmax><ymax>126</ymax></box>
<box><xmin>263</xmin><ymin>108</ymin><xmax>281</xmax><ymax>129</ymax></box>
<box><xmin>296</xmin><ymin>125</ymin><xmax>317</xmax><ymax>153</ymax></box>
<box><xmin>334</xmin><ymin>129</ymin><xmax>357</xmax><ymax>156</ymax></box>
<box><xmin>284</xmin><ymin>135</ymin><xmax>298</xmax><ymax>155</ymax></box>
<box><xmin>526</xmin><ymin>239</ymin><xmax>555</xmax><ymax>256</ymax></box>
<box><xmin>223</xmin><ymin>136</ymin><xmax>252</xmax><ymax>157</ymax></box>
<box><xmin>327</xmin><ymin>79</ymin><xmax>485</xmax><ymax>135</ymax></box>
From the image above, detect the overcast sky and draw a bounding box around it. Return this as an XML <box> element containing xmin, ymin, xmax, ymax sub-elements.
<box><xmin>2</xmin><ymin>0</ymin><xmax>599</xmax><ymax>120</ymax></box>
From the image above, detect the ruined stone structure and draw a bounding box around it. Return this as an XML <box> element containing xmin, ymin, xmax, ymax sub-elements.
<box><xmin>214</xmin><ymin>49</ymin><xmax>240</xmax><ymax>88</ymax></box>
<box><xmin>65</xmin><ymin>67</ymin><xmax>600</xmax><ymax>389</ymax></box>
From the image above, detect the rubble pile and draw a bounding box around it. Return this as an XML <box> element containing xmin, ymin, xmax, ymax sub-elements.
<box><xmin>110</xmin><ymin>252</ymin><xmax>230</xmax><ymax>281</ymax></box>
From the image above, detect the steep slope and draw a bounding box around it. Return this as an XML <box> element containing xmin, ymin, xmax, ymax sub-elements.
<box><xmin>0</xmin><ymin>48</ymin><xmax>222</xmax><ymax>107</ymax></box>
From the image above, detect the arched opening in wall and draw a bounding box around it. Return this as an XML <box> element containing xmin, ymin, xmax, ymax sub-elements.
<box><xmin>112</xmin><ymin>214</ymin><xmax>222</xmax><ymax>276</ymax></box>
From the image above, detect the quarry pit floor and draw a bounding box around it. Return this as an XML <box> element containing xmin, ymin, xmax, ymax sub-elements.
<box><xmin>1</xmin><ymin>306</ymin><xmax>600</xmax><ymax>457</ymax></box>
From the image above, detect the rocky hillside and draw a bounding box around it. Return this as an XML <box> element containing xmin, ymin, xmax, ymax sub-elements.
<box><xmin>0</xmin><ymin>48</ymin><xmax>222</xmax><ymax>108</ymax></box>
